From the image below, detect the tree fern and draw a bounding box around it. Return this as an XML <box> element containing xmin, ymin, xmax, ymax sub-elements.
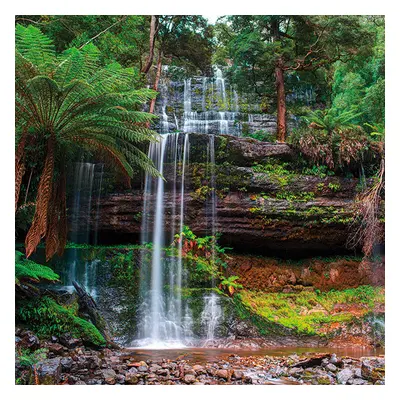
<box><xmin>15</xmin><ymin>251</ymin><xmax>59</xmax><ymax>284</ymax></box>
<box><xmin>15</xmin><ymin>24</ymin><xmax>161</xmax><ymax>259</ymax></box>
<box><xmin>302</xmin><ymin>106</ymin><xmax>363</xmax><ymax>133</ymax></box>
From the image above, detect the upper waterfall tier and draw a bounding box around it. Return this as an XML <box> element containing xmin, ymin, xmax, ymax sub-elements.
<box><xmin>154</xmin><ymin>67</ymin><xmax>276</xmax><ymax>136</ymax></box>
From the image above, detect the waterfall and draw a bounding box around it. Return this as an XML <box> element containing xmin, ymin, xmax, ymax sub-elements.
<box><xmin>138</xmin><ymin>68</ymin><xmax>238</xmax><ymax>348</ymax></box>
<box><xmin>70</xmin><ymin>162</ymin><xmax>95</xmax><ymax>244</ymax></box>
<box><xmin>201</xmin><ymin>293</ymin><xmax>223</xmax><ymax>342</ymax></box>
<box><xmin>93</xmin><ymin>164</ymin><xmax>104</xmax><ymax>245</ymax></box>
<box><xmin>215</xmin><ymin>66</ymin><xmax>227</xmax><ymax>106</ymax></box>
<box><xmin>65</xmin><ymin>162</ymin><xmax>104</xmax><ymax>297</ymax></box>
<box><xmin>201</xmin><ymin>135</ymin><xmax>223</xmax><ymax>342</ymax></box>
<box><xmin>157</xmin><ymin>67</ymin><xmax>241</xmax><ymax>136</ymax></box>
<box><xmin>137</xmin><ymin>133</ymin><xmax>193</xmax><ymax>348</ymax></box>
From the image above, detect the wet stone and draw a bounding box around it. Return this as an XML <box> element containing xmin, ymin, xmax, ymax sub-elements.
<box><xmin>125</xmin><ymin>372</ymin><xmax>139</xmax><ymax>384</ymax></box>
<box><xmin>193</xmin><ymin>365</ymin><xmax>206</xmax><ymax>375</ymax></box>
<box><xmin>35</xmin><ymin>358</ymin><xmax>62</xmax><ymax>385</ymax></box>
<box><xmin>233</xmin><ymin>370</ymin><xmax>244</xmax><ymax>380</ymax></box>
<box><xmin>288</xmin><ymin>367</ymin><xmax>304</xmax><ymax>377</ymax></box>
<box><xmin>184</xmin><ymin>374</ymin><xmax>196</xmax><ymax>384</ymax></box>
<box><xmin>337</xmin><ymin>368</ymin><xmax>354</xmax><ymax>384</ymax></box>
<box><xmin>102</xmin><ymin>368</ymin><xmax>117</xmax><ymax>385</ymax></box>
<box><xmin>87</xmin><ymin>379</ymin><xmax>103</xmax><ymax>385</ymax></box>
<box><xmin>21</xmin><ymin>331</ymin><xmax>40</xmax><ymax>350</ymax></box>
<box><xmin>215</xmin><ymin>369</ymin><xmax>229</xmax><ymax>380</ymax></box>
<box><xmin>149</xmin><ymin>364</ymin><xmax>162</xmax><ymax>372</ymax></box>
<box><xmin>157</xmin><ymin>369</ymin><xmax>169</xmax><ymax>376</ymax></box>
<box><xmin>60</xmin><ymin>357</ymin><xmax>73</xmax><ymax>372</ymax></box>
<box><xmin>325</xmin><ymin>363</ymin><xmax>337</xmax><ymax>372</ymax></box>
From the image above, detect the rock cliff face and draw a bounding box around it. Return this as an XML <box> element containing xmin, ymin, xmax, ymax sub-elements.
<box><xmin>89</xmin><ymin>191</ymin><xmax>355</xmax><ymax>257</ymax></box>
<box><xmin>70</xmin><ymin>133</ymin><xmax>370</xmax><ymax>258</ymax></box>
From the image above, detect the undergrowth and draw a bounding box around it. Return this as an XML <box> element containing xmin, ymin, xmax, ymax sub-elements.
<box><xmin>16</xmin><ymin>297</ymin><xmax>106</xmax><ymax>346</ymax></box>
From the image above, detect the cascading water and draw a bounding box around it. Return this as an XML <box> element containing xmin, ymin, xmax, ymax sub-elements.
<box><xmin>201</xmin><ymin>135</ymin><xmax>223</xmax><ymax>343</ymax></box>
<box><xmin>65</xmin><ymin>162</ymin><xmax>104</xmax><ymax>297</ymax></box>
<box><xmin>157</xmin><ymin>66</ymin><xmax>241</xmax><ymax>136</ymax></box>
<box><xmin>137</xmin><ymin>133</ymin><xmax>193</xmax><ymax>348</ymax></box>
<box><xmin>137</xmin><ymin>67</ymin><xmax>235</xmax><ymax>348</ymax></box>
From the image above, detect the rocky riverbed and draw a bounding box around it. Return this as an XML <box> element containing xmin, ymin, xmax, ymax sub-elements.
<box><xmin>15</xmin><ymin>330</ymin><xmax>384</xmax><ymax>385</ymax></box>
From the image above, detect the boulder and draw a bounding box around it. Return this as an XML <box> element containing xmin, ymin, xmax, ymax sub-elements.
<box><xmin>336</xmin><ymin>368</ymin><xmax>354</xmax><ymax>384</ymax></box>
<box><xmin>193</xmin><ymin>365</ymin><xmax>206</xmax><ymax>375</ymax></box>
<box><xmin>59</xmin><ymin>333</ymin><xmax>82</xmax><ymax>349</ymax></box>
<box><xmin>20</xmin><ymin>331</ymin><xmax>40</xmax><ymax>350</ymax></box>
<box><xmin>361</xmin><ymin>358</ymin><xmax>385</xmax><ymax>382</ymax></box>
<box><xmin>60</xmin><ymin>357</ymin><xmax>73</xmax><ymax>372</ymax></box>
<box><xmin>183</xmin><ymin>374</ymin><xmax>196</xmax><ymax>384</ymax></box>
<box><xmin>102</xmin><ymin>368</ymin><xmax>117</xmax><ymax>385</ymax></box>
<box><xmin>34</xmin><ymin>358</ymin><xmax>62</xmax><ymax>385</ymax></box>
<box><xmin>325</xmin><ymin>363</ymin><xmax>337</xmax><ymax>372</ymax></box>
<box><xmin>215</xmin><ymin>369</ymin><xmax>229</xmax><ymax>380</ymax></box>
<box><xmin>47</xmin><ymin>343</ymin><xmax>65</xmax><ymax>355</ymax></box>
<box><xmin>125</xmin><ymin>372</ymin><xmax>139</xmax><ymax>384</ymax></box>
<box><xmin>288</xmin><ymin>367</ymin><xmax>304</xmax><ymax>377</ymax></box>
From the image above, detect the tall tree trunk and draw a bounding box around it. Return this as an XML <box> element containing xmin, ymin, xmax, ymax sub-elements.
<box><xmin>141</xmin><ymin>15</ymin><xmax>158</xmax><ymax>74</ymax></box>
<box><xmin>275</xmin><ymin>58</ymin><xmax>287</xmax><ymax>142</ymax></box>
<box><xmin>149</xmin><ymin>49</ymin><xmax>163</xmax><ymax>114</ymax></box>
<box><xmin>25</xmin><ymin>134</ymin><xmax>55</xmax><ymax>258</ymax></box>
<box><xmin>15</xmin><ymin>130</ymin><xmax>27</xmax><ymax>211</ymax></box>
<box><xmin>270</xmin><ymin>18</ymin><xmax>287</xmax><ymax>142</ymax></box>
<box><xmin>146</xmin><ymin>48</ymin><xmax>163</xmax><ymax>128</ymax></box>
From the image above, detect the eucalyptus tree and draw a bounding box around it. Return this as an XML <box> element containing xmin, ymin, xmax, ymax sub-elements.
<box><xmin>222</xmin><ymin>15</ymin><xmax>373</xmax><ymax>142</ymax></box>
<box><xmin>15</xmin><ymin>24</ymin><xmax>160</xmax><ymax>260</ymax></box>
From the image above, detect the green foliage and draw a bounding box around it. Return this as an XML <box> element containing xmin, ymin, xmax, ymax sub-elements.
<box><xmin>252</xmin><ymin>161</ymin><xmax>296</xmax><ymax>188</ymax></box>
<box><xmin>217</xmin><ymin>15</ymin><xmax>375</xmax><ymax>112</ymax></box>
<box><xmin>15</xmin><ymin>251</ymin><xmax>59</xmax><ymax>284</ymax></box>
<box><xmin>364</xmin><ymin>122</ymin><xmax>385</xmax><ymax>140</ymax></box>
<box><xmin>252</xmin><ymin>161</ymin><xmax>292</xmax><ymax>176</ymax></box>
<box><xmin>173</xmin><ymin>226</ymin><xmax>230</xmax><ymax>285</ymax></box>
<box><xmin>301</xmin><ymin>107</ymin><xmax>363</xmax><ymax>133</ymax></box>
<box><xmin>276</xmin><ymin>191</ymin><xmax>315</xmax><ymax>202</ymax></box>
<box><xmin>239</xmin><ymin>286</ymin><xmax>384</xmax><ymax>335</ymax></box>
<box><xmin>220</xmin><ymin>275</ymin><xmax>243</xmax><ymax>296</ymax></box>
<box><xmin>16</xmin><ymin>347</ymin><xmax>48</xmax><ymax>369</ymax></box>
<box><xmin>302</xmin><ymin>165</ymin><xmax>335</xmax><ymax>178</ymax></box>
<box><xmin>191</xmin><ymin>185</ymin><xmax>214</xmax><ymax>201</ymax></box>
<box><xmin>243</xmin><ymin>129</ymin><xmax>276</xmax><ymax>142</ymax></box>
<box><xmin>15</xmin><ymin>23</ymin><xmax>160</xmax><ymax>182</ymax></box>
<box><xmin>16</xmin><ymin>296</ymin><xmax>106</xmax><ymax>346</ymax></box>
<box><xmin>328</xmin><ymin>182</ymin><xmax>341</xmax><ymax>192</ymax></box>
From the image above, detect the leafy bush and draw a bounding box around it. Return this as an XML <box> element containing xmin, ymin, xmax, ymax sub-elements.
<box><xmin>219</xmin><ymin>275</ymin><xmax>243</xmax><ymax>296</ymax></box>
<box><xmin>290</xmin><ymin>125</ymin><xmax>372</xmax><ymax>171</ymax></box>
<box><xmin>173</xmin><ymin>226</ymin><xmax>231</xmax><ymax>286</ymax></box>
<box><xmin>243</xmin><ymin>129</ymin><xmax>276</xmax><ymax>142</ymax></box>
<box><xmin>302</xmin><ymin>165</ymin><xmax>335</xmax><ymax>178</ymax></box>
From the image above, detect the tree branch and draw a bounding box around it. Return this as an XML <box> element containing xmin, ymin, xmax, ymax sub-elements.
<box><xmin>79</xmin><ymin>16</ymin><xmax>127</xmax><ymax>49</ymax></box>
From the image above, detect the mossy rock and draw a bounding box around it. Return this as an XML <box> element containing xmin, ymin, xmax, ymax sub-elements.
<box><xmin>16</xmin><ymin>296</ymin><xmax>106</xmax><ymax>347</ymax></box>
